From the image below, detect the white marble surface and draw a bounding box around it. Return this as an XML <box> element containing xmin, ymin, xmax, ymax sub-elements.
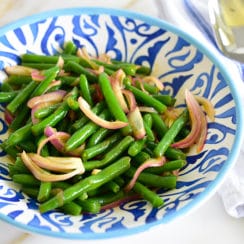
<box><xmin>0</xmin><ymin>1</ymin><xmax>244</xmax><ymax>243</ymax></box>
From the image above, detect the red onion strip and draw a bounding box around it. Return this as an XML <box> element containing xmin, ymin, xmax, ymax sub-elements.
<box><xmin>127</xmin><ymin>106</ymin><xmax>146</xmax><ymax>140</ymax></box>
<box><xmin>111</xmin><ymin>70</ymin><xmax>129</xmax><ymax>113</ymax></box>
<box><xmin>78</xmin><ymin>96</ymin><xmax>128</xmax><ymax>129</ymax></box>
<box><xmin>171</xmin><ymin>90</ymin><xmax>202</xmax><ymax>149</ymax></box>
<box><xmin>138</xmin><ymin>106</ymin><xmax>157</xmax><ymax>113</ymax></box>
<box><xmin>196</xmin><ymin>108</ymin><xmax>208</xmax><ymax>153</ymax></box>
<box><xmin>20</xmin><ymin>151</ymin><xmax>84</xmax><ymax>182</ymax></box>
<box><xmin>195</xmin><ymin>95</ymin><xmax>215</xmax><ymax>122</ymax></box>
<box><xmin>38</xmin><ymin>131</ymin><xmax>70</xmax><ymax>155</ymax></box>
<box><xmin>124</xmin><ymin>157</ymin><xmax>166</xmax><ymax>192</ymax></box>
<box><xmin>5</xmin><ymin>65</ymin><xmax>34</xmax><ymax>76</ymax></box>
<box><xmin>143</xmin><ymin>76</ymin><xmax>164</xmax><ymax>91</ymax></box>
<box><xmin>31</xmin><ymin>70</ymin><xmax>45</xmax><ymax>81</ymax></box>
<box><xmin>27</xmin><ymin>90</ymin><xmax>66</xmax><ymax>108</ymax></box>
<box><xmin>28</xmin><ymin>153</ymin><xmax>85</xmax><ymax>173</ymax></box>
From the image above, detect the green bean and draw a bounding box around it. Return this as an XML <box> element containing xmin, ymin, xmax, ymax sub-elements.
<box><xmin>79</xmin><ymin>74</ymin><xmax>93</xmax><ymax>106</ymax></box>
<box><xmin>3</xmin><ymin>122</ymin><xmax>32</xmax><ymax>148</ymax></box>
<box><xmin>126</xmin><ymin>167</ymin><xmax>177</xmax><ymax>189</ymax></box>
<box><xmin>79</xmin><ymin>57</ymin><xmax>114</xmax><ymax>75</ymax></box>
<box><xmin>132</xmin><ymin>151</ymin><xmax>151</xmax><ymax>165</ymax></box>
<box><xmin>5</xmin><ymin>75</ymin><xmax>32</xmax><ymax>85</ymax></box>
<box><xmin>128</xmin><ymin>138</ymin><xmax>146</xmax><ymax>157</ymax></box>
<box><xmin>143</xmin><ymin>115</ymin><xmax>155</xmax><ymax>141</ymax></box>
<box><xmin>151</xmin><ymin>113</ymin><xmax>168</xmax><ymax>139</ymax></box>
<box><xmin>104</xmin><ymin>180</ymin><xmax>120</xmax><ymax>193</ymax></box>
<box><xmin>99</xmin><ymin>72</ymin><xmax>131</xmax><ymax>135</ymax></box>
<box><xmin>39</xmin><ymin>156</ymin><xmax>131</xmax><ymax>213</ymax></box>
<box><xmin>31</xmin><ymin>66</ymin><xmax>59</xmax><ymax>97</ymax></box>
<box><xmin>66</xmin><ymin>96</ymin><xmax>79</xmax><ymax>110</ymax></box>
<box><xmin>86</xmin><ymin>127</ymin><xmax>111</xmax><ymax>147</ymax></box>
<box><xmin>37</xmin><ymin>182</ymin><xmax>52</xmax><ymax>202</ymax></box>
<box><xmin>132</xmin><ymin>182</ymin><xmax>163</xmax><ymax>208</ymax></box>
<box><xmin>88</xmin><ymin>190</ymin><xmax>125</xmax><ymax>206</ymax></box>
<box><xmin>0</xmin><ymin>81</ymin><xmax>14</xmax><ymax>91</ymax></box>
<box><xmin>64</xmin><ymin>61</ymin><xmax>98</xmax><ymax>83</ymax></box>
<box><xmin>111</xmin><ymin>59</ymin><xmax>151</xmax><ymax>75</ymax></box>
<box><xmin>9</xmin><ymin>105</ymin><xmax>29</xmax><ymax>131</ymax></box>
<box><xmin>76</xmin><ymin>198</ymin><xmax>101</xmax><ymax>214</ymax></box>
<box><xmin>65</xmin><ymin>109</ymin><xmax>110</xmax><ymax>151</ymax></box>
<box><xmin>21</xmin><ymin>187</ymin><xmax>39</xmax><ymax>198</ymax></box>
<box><xmin>154</xmin><ymin>109</ymin><xmax>189</xmax><ymax>157</ymax></box>
<box><xmin>21</xmin><ymin>63</ymin><xmax>54</xmax><ymax>70</ymax></box>
<box><xmin>93</xmin><ymin>59</ymin><xmax>137</xmax><ymax>76</ymax></box>
<box><xmin>144</xmin><ymin>159</ymin><xmax>186</xmax><ymax>174</ymax></box>
<box><xmin>0</xmin><ymin>91</ymin><xmax>17</xmax><ymax>103</ymax></box>
<box><xmin>153</xmin><ymin>94</ymin><xmax>176</xmax><ymax>106</ymax></box>
<box><xmin>1</xmin><ymin>145</ymin><xmax>19</xmax><ymax>159</ymax></box>
<box><xmin>63</xmin><ymin>41</ymin><xmax>77</xmax><ymax>55</ymax></box>
<box><xmin>61</xmin><ymin>201</ymin><xmax>82</xmax><ymax>215</ymax></box>
<box><xmin>17</xmin><ymin>140</ymin><xmax>37</xmax><ymax>152</ymax></box>
<box><xmin>34</xmin><ymin>103</ymin><xmax>60</xmax><ymax>119</ymax></box>
<box><xmin>125</xmin><ymin>84</ymin><xmax>167</xmax><ymax>113</ymax></box>
<box><xmin>83</xmin><ymin>136</ymin><xmax>134</xmax><ymax>170</ymax></box>
<box><xmin>164</xmin><ymin>147</ymin><xmax>187</xmax><ymax>160</ymax></box>
<box><xmin>135</xmin><ymin>81</ymin><xmax>158</xmax><ymax>94</ymax></box>
<box><xmin>6</xmin><ymin>80</ymin><xmax>37</xmax><ymax>114</ymax></box>
<box><xmin>12</xmin><ymin>174</ymin><xmax>40</xmax><ymax>186</ymax></box>
<box><xmin>71</xmin><ymin>102</ymin><xmax>105</xmax><ymax>131</ymax></box>
<box><xmin>21</xmin><ymin>53</ymin><xmax>79</xmax><ymax>64</ymax></box>
<box><xmin>59</xmin><ymin>76</ymin><xmax>79</xmax><ymax>86</ymax></box>
<box><xmin>82</xmin><ymin>132</ymin><xmax>121</xmax><ymax>161</ymax></box>
<box><xmin>31</xmin><ymin>102</ymin><xmax>69</xmax><ymax>136</ymax></box>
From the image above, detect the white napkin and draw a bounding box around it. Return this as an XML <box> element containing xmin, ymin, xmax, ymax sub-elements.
<box><xmin>158</xmin><ymin>0</ymin><xmax>244</xmax><ymax>218</ymax></box>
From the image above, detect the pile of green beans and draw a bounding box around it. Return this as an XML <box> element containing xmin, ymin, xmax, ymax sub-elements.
<box><xmin>0</xmin><ymin>41</ymin><xmax>190</xmax><ymax>215</ymax></box>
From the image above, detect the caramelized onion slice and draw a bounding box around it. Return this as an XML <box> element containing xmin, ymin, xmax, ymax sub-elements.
<box><xmin>78</xmin><ymin>96</ymin><xmax>128</xmax><ymax>129</ymax></box>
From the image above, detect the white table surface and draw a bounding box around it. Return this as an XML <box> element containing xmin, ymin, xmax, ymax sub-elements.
<box><xmin>0</xmin><ymin>1</ymin><xmax>244</xmax><ymax>243</ymax></box>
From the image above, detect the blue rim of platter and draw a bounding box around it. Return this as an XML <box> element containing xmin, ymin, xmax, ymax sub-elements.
<box><xmin>0</xmin><ymin>7</ymin><xmax>243</xmax><ymax>240</ymax></box>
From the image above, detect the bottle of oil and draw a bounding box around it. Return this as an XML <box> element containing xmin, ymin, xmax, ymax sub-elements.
<box><xmin>209</xmin><ymin>0</ymin><xmax>244</xmax><ymax>62</ymax></box>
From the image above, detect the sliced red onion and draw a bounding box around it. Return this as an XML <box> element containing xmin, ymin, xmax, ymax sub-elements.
<box><xmin>56</xmin><ymin>56</ymin><xmax>64</xmax><ymax>69</ymax></box>
<box><xmin>195</xmin><ymin>95</ymin><xmax>215</xmax><ymax>122</ymax></box>
<box><xmin>29</xmin><ymin>153</ymin><xmax>85</xmax><ymax>173</ymax></box>
<box><xmin>196</xmin><ymin>108</ymin><xmax>208</xmax><ymax>153</ymax></box>
<box><xmin>20</xmin><ymin>151</ymin><xmax>84</xmax><ymax>182</ymax></box>
<box><xmin>138</xmin><ymin>106</ymin><xmax>157</xmax><ymax>113</ymax></box>
<box><xmin>122</xmin><ymin>89</ymin><xmax>137</xmax><ymax>112</ymax></box>
<box><xmin>27</xmin><ymin>90</ymin><xmax>66</xmax><ymax>108</ymax></box>
<box><xmin>31</xmin><ymin>101</ymin><xmax>56</xmax><ymax>124</ymax></box>
<box><xmin>78</xmin><ymin>96</ymin><xmax>128</xmax><ymax>129</ymax></box>
<box><xmin>31</xmin><ymin>70</ymin><xmax>45</xmax><ymax>81</ymax></box>
<box><xmin>38</xmin><ymin>128</ymin><xmax>70</xmax><ymax>155</ymax></box>
<box><xmin>127</xmin><ymin>106</ymin><xmax>146</xmax><ymax>140</ymax></box>
<box><xmin>4</xmin><ymin>110</ymin><xmax>14</xmax><ymax>125</ymax></box>
<box><xmin>124</xmin><ymin>157</ymin><xmax>166</xmax><ymax>192</ymax></box>
<box><xmin>47</xmin><ymin>80</ymin><xmax>62</xmax><ymax>90</ymax></box>
<box><xmin>5</xmin><ymin>65</ymin><xmax>34</xmax><ymax>76</ymax></box>
<box><xmin>111</xmin><ymin>70</ymin><xmax>128</xmax><ymax>113</ymax></box>
<box><xmin>171</xmin><ymin>90</ymin><xmax>202</xmax><ymax>149</ymax></box>
<box><xmin>143</xmin><ymin>76</ymin><xmax>164</xmax><ymax>91</ymax></box>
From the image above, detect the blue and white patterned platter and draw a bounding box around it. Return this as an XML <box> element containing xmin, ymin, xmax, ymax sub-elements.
<box><xmin>0</xmin><ymin>8</ymin><xmax>243</xmax><ymax>239</ymax></box>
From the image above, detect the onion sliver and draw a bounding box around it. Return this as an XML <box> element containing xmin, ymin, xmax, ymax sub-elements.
<box><xmin>28</xmin><ymin>153</ymin><xmax>85</xmax><ymax>173</ymax></box>
<box><xmin>27</xmin><ymin>90</ymin><xmax>66</xmax><ymax>108</ymax></box>
<box><xmin>20</xmin><ymin>151</ymin><xmax>84</xmax><ymax>182</ymax></box>
<box><xmin>127</xmin><ymin>106</ymin><xmax>146</xmax><ymax>140</ymax></box>
<box><xmin>125</xmin><ymin>157</ymin><xmax>166</xmax><ymax>192</ymax></box>
<box><xmin>171</xmin><ymin>90</ymin><xmax>202</xmax><ymax>149</ymax></box>
<box><xmin>38</xmin><ymin>130</ymin><xmax>70</xmax><ymax>155</ymax></box>
<box><xmin>78</xmin><ymin>96</ymin><xmax>128</xmax><ymax>129</ymax></box>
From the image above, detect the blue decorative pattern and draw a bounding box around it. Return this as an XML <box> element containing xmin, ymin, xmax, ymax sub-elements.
<box><xmin>0</xmin><ymin>9</ymin><xmax>242</xmax><ymax>239</ymax></box>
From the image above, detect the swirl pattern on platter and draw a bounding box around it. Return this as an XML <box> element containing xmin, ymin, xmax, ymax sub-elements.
<box><xmin>0</xmin><ymin>13</ymin><xmax>237</xmax><ymax>236</ymax></box>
